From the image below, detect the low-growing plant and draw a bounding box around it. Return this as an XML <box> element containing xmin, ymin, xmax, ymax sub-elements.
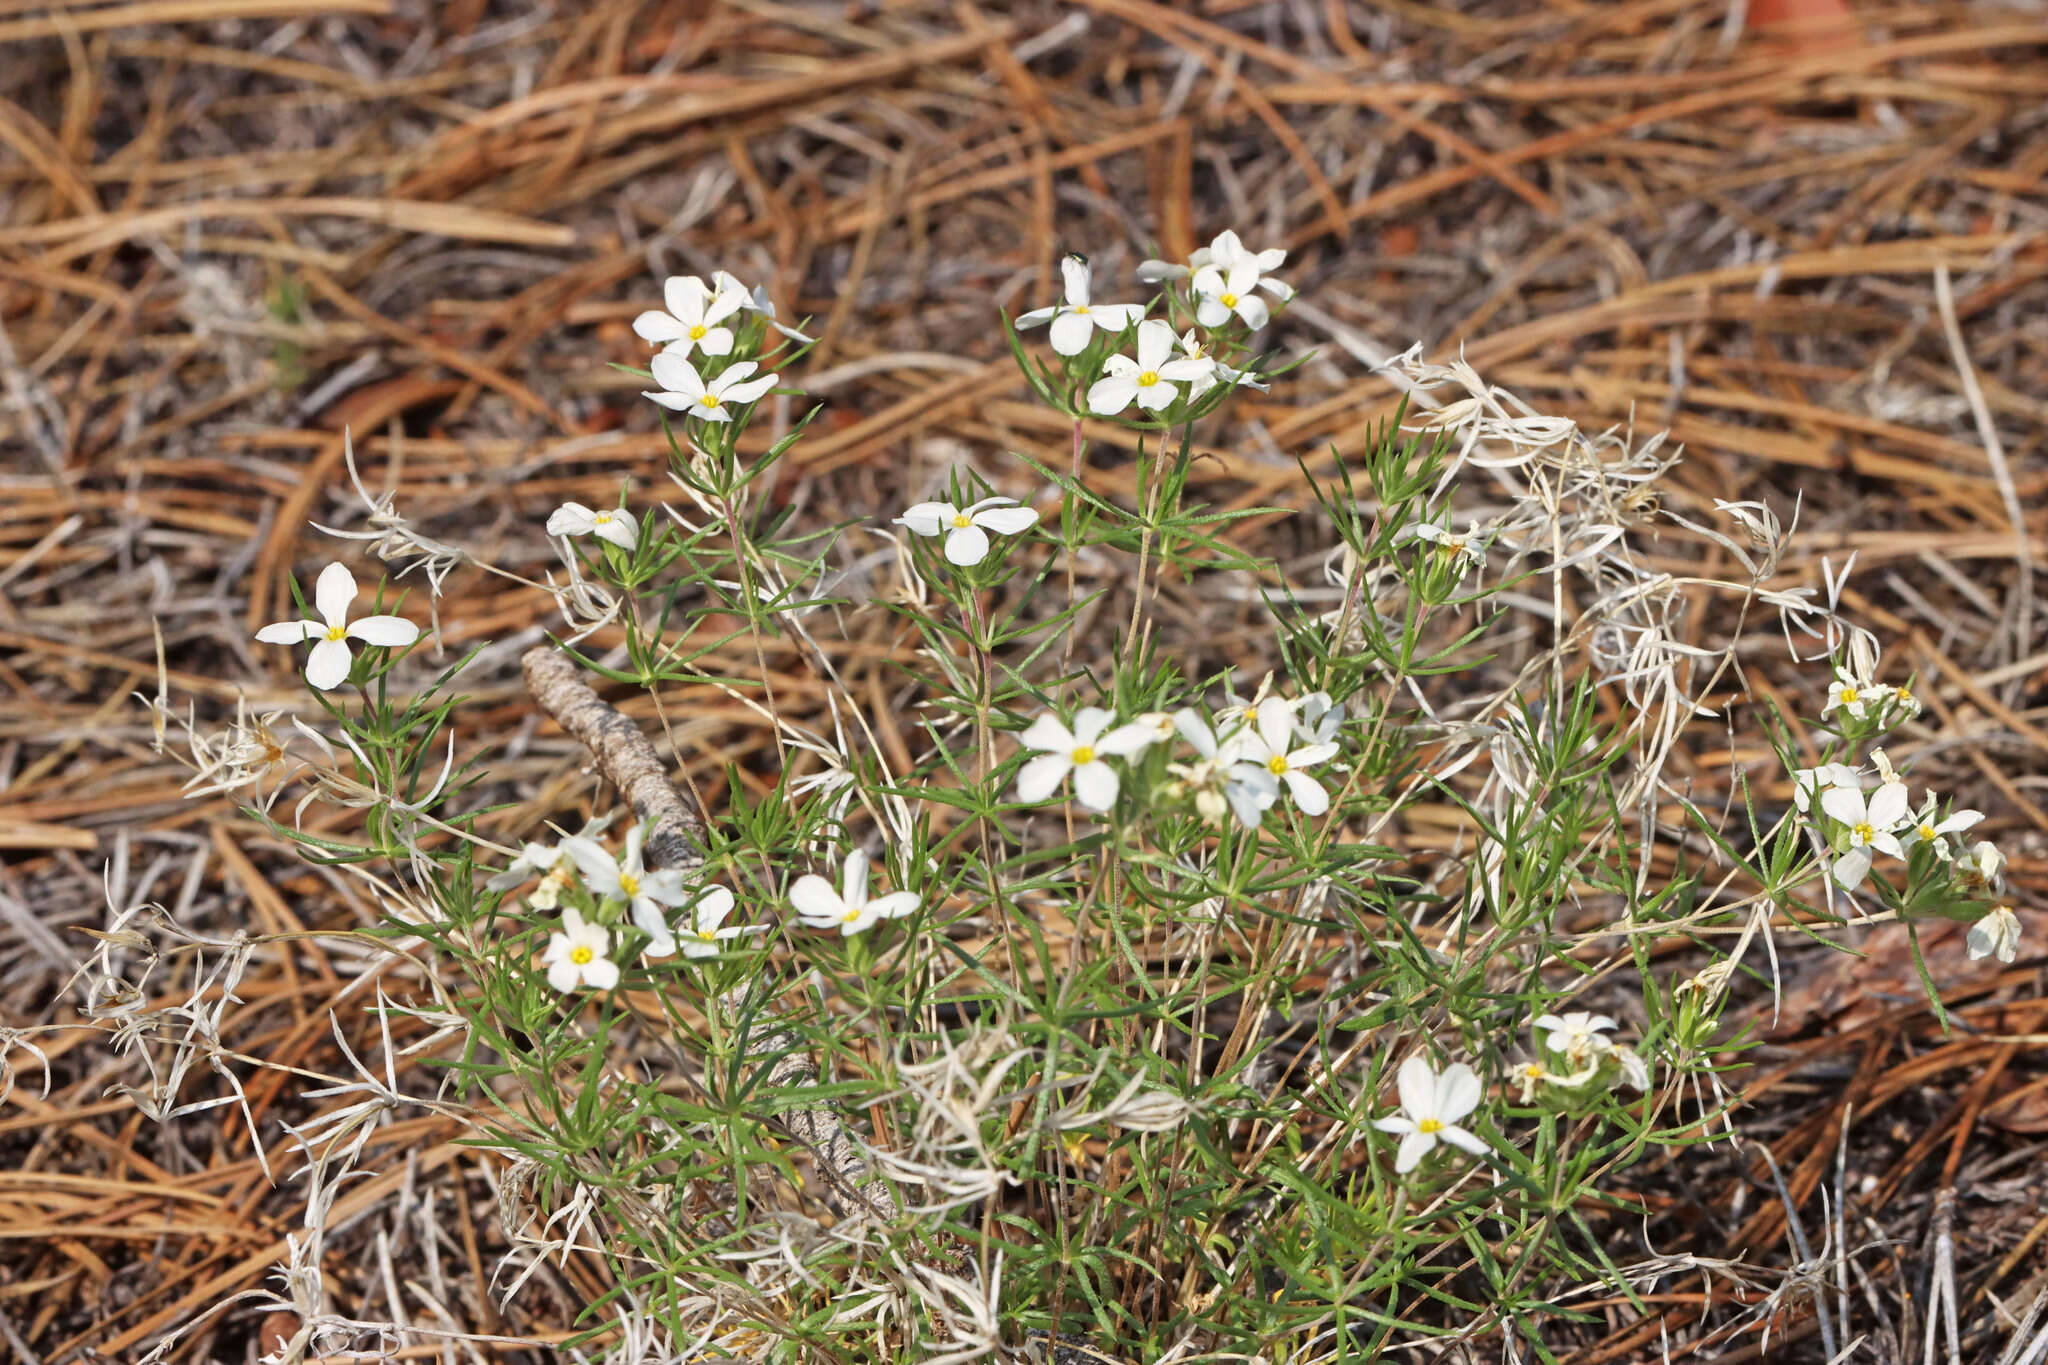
<box><xmin>69</xmin><ymin>238</ymin><xmax>2020</xmax><ymax>1363</ymax></box>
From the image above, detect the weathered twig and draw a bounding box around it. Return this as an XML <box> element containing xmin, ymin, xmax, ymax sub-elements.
<box><xmin>520</xmin><ymin>643</ymin><xmax>903</xmax><ymax>1225</ymax></box>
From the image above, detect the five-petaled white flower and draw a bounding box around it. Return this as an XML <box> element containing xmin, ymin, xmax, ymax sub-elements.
<box><xmin>791</xmin><ymin>849</ymin><xmax>920</xmax><ymax>936</ymax></box>
<box><xmin>1397</xmin><ymin>518</ymin><xmax>1486</xmax><ymax>574</ymax></box>
<box><xmin>1087</xmin><ymin>319</ymin><xmax>1214</xmax><ymax>416</ymax></box>
<box><xmin>547</xmin><ymin>502</ymin><xmax>639</xmax><ymax>551</ymax></box>
<box><xmin>256</xmin><ymin>562</ymin><xmax>420</xmax><ymax>691</ymax></box>
<box><xmin>1014</xmin><ymin>255</ymin><xmax>1145</xmax><ymax>356</ymax></box>
<box><xmin>1966</xmin><ymin>906</ymin><xmax>2022</xmax><ymax>963</ymax></box>
<box><xmin>560</xmin><ymin>824</ymin><xmax>690</xmax><ymax>957</ymax></box>
<box><xmin>1820</xmin><ymin>779</ymin><xmax>1910</xmax><ymax>889</ymax></box>
<box><xmin>633</xmin><ymin>275</ymin><xmax>744</xmax><ymax>360</ymax></box>
<box><xmin>1534</xmin><ymin>1011</ymin><xmax>1617</xmax><ymax>1069</ymax></box>
<box><xmin>896</xmin><ymin>496</ymin><xmax>1039</xmax><ymax>566</ymax></box>
<box><xmin>543</xmin><ymin>908</ymin><xmax>619</xmax><ymax>994</ymax></box>
<box><xmin>645</xmin><ymin>355</ymin><xmax>777</xmax><ymax>422</ymax></box>
<box><xmin>1374</xmin><ymin>1055</ymin><xmax>1492</xmax><ymax>1174</ymax></box>
<box><xmin>1169</xmin><ymin>708</ymin><xmax>1278</xmax><ymax>828</ymax></box>
<box><xmin>1226</xmin><ymin>696</ymin><xmax>1339</xmax><ymax>816</ymax></box>
<box><xmin>1900</xmin><ymin>796</ymin><xmax>1982</xmax><ymax>861</ymax></box>
<box><xmin>1823</xmin><ymin>665</ymin><xmax>1876</xmax><ymax>721</ymax></box>
<box><xmin>1016</xmin><ymin>706</ymin><xmax>1152</xmax><ymax>812</ymax></box>
<box><xmin>1191</xmin><ymin>258</ymin><xmax>1272</xmax><ymax>331</ymax></box>
<box><xmin>678</xmin><ymin>884</ymin><xmax>760</xmax><ymax>959</ymax></box>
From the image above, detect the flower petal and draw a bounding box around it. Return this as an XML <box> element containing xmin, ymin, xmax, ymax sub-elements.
<box><xmin>1072</xmin><ymin>760</ymin><xmax>1119</xmax><ymax>812</ymax></box>
<box><xmin>548</xmin><ymin>503</ymin><xmax>596</xmax><ymax>536</ymax></box>
<box><xmin>1017</xmin><ymin>752</ymin><xmax>1073</xmax><ymax>803</ymax></box>
<box><xmin>313</xmin><ymin>562</ymin><xmax>357</xmax><ymax>630</ymax></box>
<box><xmin>1438</xmin><ymin>1124</ymin><xmax>1491</xmax><ymax>1157</ymax></box>
<box><xmin>663</xmin><ymin>274</ymin><xmax>708</xmax><ymax>320</ymax></box>
<box><xmin>1086</xmin><ymin>375</ymin><xmax>1138</xmax><ymax>415</ymax></box>
<box><xmin>789</xmin><ymin>872</ymin><xmax>844</xmax><ymax>924</ymax></box>
<box><xmin>304</xmin><ymin>636</ymin><xmax>354</xmax><ymax>690</ymax></box>
<box><xmin>1019</xmin><ymin>714</ymin><xmax>1076</xmax><ymax>753</ymax></box>
<box><xmin>1435</xmin><ymin>1063</ymin><xmax>1483</xmax><ymax>1123</ymax></box>
<box><xmin>1819</xmin><ymin>785</ymin><xmax>1866</xmax><ymax>827</ymax></box>
<box><xmin>1395</xmin><ymin>1128</ymin><xmax>1435</xmax><ymax>1174</ymax></box>
<box><xmin>560</xmin><ymin>835</ymin><xmax>622</xmax><ymax>893</ymax></box>
<box><xmin>868</xmin><ymin>891</ymin><xmax>920</xmax><ymax>921</ymax></box>
<box><xmin>1134</xmin><ymin>318</ymin><xmax>1174</xmax><ymax>369</ymax></box>
<box><xmin>1282</xmin><ymin>769</ymin><xmax>1329</xmax><ymax>816</ymax></box>
<box><xmin>583</xmin><ymin>956</ymin><xmax>620</xmax><ymax>989</ymax></box>
<box><xmin>346</xmin><ymin>615</ymin><xmax>419</xmax><ymax>647</ymax></box>
<box><xmin>1396</xmin><ymin>1054</ymin><xmax>1436</xmax><ymax>1118</ymax></box>
<box><xmin>971</xmin><ymin>505</ymin><xmax>1039</xmax><ymax>536</ymax></box>
<box><xmin>944</xmin><ymin>524</ymin><xmax>991</xmax><ymax>566</ymax></box>
<box><xmin>897</xmin><ymin>502</ymin><xmax>957</xmax><ymax>536</ymax></box>
<box><xmin>256</xmin><ymin>620</ymin><xmax>321</xmax><ymax>644</ymax></box>
<box><xmin>1059</xmin><ymin>254</ymin><xmax>1091</xmax><ymax>306</ymax></box>
<box><xmin>546</xmin><ymin>956</ymin><xmax>582</xmax><ymax>993</ymax></box>
<box><xmin>1048</xmin><ymin>310</ymin><xmax>1094</xmax><ymax>356</ymax></box>
<box><xmin>648</xmin><ymin>350</ymin><xmax>703</xmax><ymax>397</ymax></box>
<box><xmin>633</xmin><ymin>310</ymin><xmax>688</xmax><ymax>343</ymax></box>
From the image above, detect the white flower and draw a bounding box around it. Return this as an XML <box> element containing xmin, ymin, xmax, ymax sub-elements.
<box><xmin>1535</xmin><ymin>1012</ymin><xmax>1617</xmax><ymax>1069</ymax></box>
<box><xmin>1213</xmin><ymin>675</ymin><xmax>1283</xmax><ymax>740</ymax></box>
<box><xmin>1191</xmin><ymin>258</ymin><xmax>1272</xmax><ymax>330</ymax></box>
<box><xmin>1015</xmin><ymin>706</ymin><xmax>1151</xmax><ymax>812</ymax></box>
<box><xmin>1820</xmin><ymin>779</ymin><xmax>1910</xmax><ymax>889</ymax></box>
<box><xmin>1138</xmin><ymin>229</ymin><xmax>1290</xmax><ymax>291</ymax></box>
<box><xmin>896</xmin><ymin>496</ymin><xmax>1039</xmax><ymax>566</ymax></box>
<box><xmin>790</xmin><ymin>849</ymin><xmax>919</xmax><ymax>936</ymax></box>
<box><xmin>1792</xmin><ymin>762</ymin><xmax>1865</xmax><ymax>814</ymax></box>
<box><xmin>547</xmin><ymin>502</ymin><xmax>639</xmax><ymax>551</ymax></box>
<box><xmin>678</xmin><ymin>885</ymin><xmax>760</xmax><ymax>959</ymax></box>
<box><xmin>1014</xmin><ymin>255</ymin><xmax>1144</xmax><ymax>356</ymax></box>
<box><xmin>633</xmin><ymin>275</ymin><xmax>744</xmax><ymax>360</ymax></box>
<box><xmin>1086</xmin><ymin>319</ymin><xmax>1214</xmax><ymax>416</ymax></box>
<box><xmin>1955</xmin><ymin>839</ymin><xmax>2007</xmax><ymax>898</ymax></box>
<box><xmin>1966</xmin><ymin>906</ymin><xmax>2022</xmax><ymax>963</ymax></box>
<box><xmin>710</xmin><ymin>269</ymin><xmax>814</xmax><ymax>343</ymax></box>
<box><xmin>644</xmin><ymin>355</ymin><xmax>777</xmax><ymax>422</ymax></box>
<box><xmin>542</xmin><ymin>908</ymin><xmax>619</xmax><ymax>994</ymax></box>
<box><xmin>255</xmin><ymin>562</ymin><xmax>420</xmax><ymax>691</ymax></box>
<box><xmin>1900</xmin><ymin>797</ymin><xmax>1982</xmax><ymax>860</ymax></box>
<box><xmin>1227</xmin><ymin>697</ymin><xmax>1340</xmax><ymax>816</ymax></box>
<box><xmin>559</xmin><ymin>824</ymin><xmax>690</xmax><ymax>958</ymax></box>
<box><xmin>1168</xmin><ymin>709</ymin><xmax>1278</xmax><ymax>828</ymax></box>
<box><xmin>1373</xmin><ymin>1055</ymin><xmax>1492</xmax><ymax>1174</ymax></box>
<box><xmin>1397</xmin><ymin>518</ymin><xmax>1486</xmax><ymax>574</ymax></box>
<box><xmin>1823</xmin><ymin>665</ymin><xmax>1875</xmax><ymax>720</ymax></box>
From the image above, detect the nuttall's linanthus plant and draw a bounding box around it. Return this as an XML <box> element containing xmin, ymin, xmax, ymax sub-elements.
<box><xmin>75</xmin><ymin>242</ymin><xmax>2026</xmax><ymax>1365</ymax></box>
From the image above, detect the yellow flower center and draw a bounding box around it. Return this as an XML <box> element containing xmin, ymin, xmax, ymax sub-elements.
<box><xmin>1071</xmin><ymin>745</ymin><xmax>1096</xmax><ymax>764</ymax></box>
<box><xmin>1220</xmin><ymin>292</ymin><xmax>1238</xmax><ymax>307</ymax></box>
<box><xmin>1840</xmin><ymin>685</ymin><xmax>1859</xmax><ymax>703</ymax></box>
<box><xmin>1417</xmin><ymin>1117</ymin><xmax>1444</xmax><ymax>1134</ymax></box>
<box><xmin>952</xmin><ymin>513</ymin><xmax>973</xmax><ymax>528</ymax></box>
<box><xmin>688</xmin><ymin>323</ymin><xmax>706</xmax><ymax>339</ymax></box>
<box><xmin>1919</xmin><ymin>823</ymin><xmax>1937</xmax><ymax>841</ymax></box>
<box><xmin>1523</xmin><ymin>1064</ymin><xmax>1545</xmax><ymax>1079</ymax></box>
<box><xmin>698</xmin><ymin>392</ymin><xmax>721</xmax><ymax>409</ymax></box>
<box><xmin>842</xmin><ymin>908</ymin><xmax>862</xmax><ymax>924</ymax></box>
<box><xmin>594</xmin><ymin>511</ymin><xmax>612</xmax><ymax>524</ymax></box>
<box><xmin>619</xmin><ymin>872</ymin><xmax>640</xmax><ymax>896</ymax></box>
<box><xmin>1267</xmin><ymin>755</ymin><xmax>1289</xmax><ymax>775</ymax></box>
<box><xmin>1137</xmin><ymin>370</ymin><xmax>1159</xmax><ymax>387</ymax></box>
<box><xmin>1852</xmin><ymin>822</ymin><xmax>1873</xmax><ymax>844</ymax></box>
<box><xmin>570</xmin><ymin>945</ymin><xmax>593</xmax><ymax>965</ymax></box>
<box><xmin>1074</xmin><ymin>304</ymin><xmax>1090</xmax><ymax>314</ymax></box>
<box><xmin>697</xmin><ymin>930</ymin><xmax>716</xmax><ymax>942</ymax></box>
<box><xmin>1897</xmin><ymin>686</ymin><xmax>1913</xmax><ymax>704</ymax></box>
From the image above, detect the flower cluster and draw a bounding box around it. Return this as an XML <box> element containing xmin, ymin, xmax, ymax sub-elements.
<box><xmin>1516</xmin><ymin>1012</ymin><xmax>1653</xmax><ymax>1101</ymax></box>
<box><xmin>1010</xmin><ymin>234</ymin><xmax>1289</xmax><ymax>422</ymax></box>
<box><xmin>1014</xmin><ymin>687</ymin><xmax>1341</xmax><ymax>826</ymax></box>
<box><xmin>1795</xmin><ymin>749</ymin><xmax>2020</xmax><ymax>962</ymax></box>
<box><xmin>634</xmin><ymin>270</ymin><xmax>802</xmax><ymax>428</ymax></box>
